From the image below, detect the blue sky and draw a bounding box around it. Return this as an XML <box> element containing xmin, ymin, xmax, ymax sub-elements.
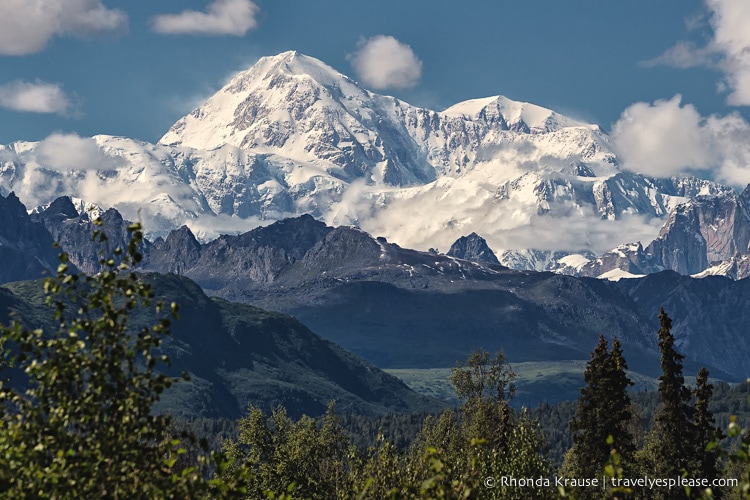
<box><xmin>0</xmin><ymin>0</ymin><xmax>749</xmax><ymax>184</ymax></box>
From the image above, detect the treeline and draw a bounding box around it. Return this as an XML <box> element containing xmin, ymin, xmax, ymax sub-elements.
<box><xmin>209</xmin><ymin>312</ymin><xmax>748</xmax><ymax>499</ymax></box>
<box><xmin>176</xmin><ymin>360</ymin><xmax>750</xmax><ymax>476</ymax></box>
<box><xmin>2</xmin><ymin>223</ymin><xmax>750</xmax><ymax>499</ymax></box>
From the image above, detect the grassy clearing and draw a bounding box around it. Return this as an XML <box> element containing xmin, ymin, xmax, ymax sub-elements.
<box><xmin>386</xmin><ymin>360</ymin><xmax>664</xmax><ymax>407</ymax></box>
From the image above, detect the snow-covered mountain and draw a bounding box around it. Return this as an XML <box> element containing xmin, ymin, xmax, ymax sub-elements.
<box><xmin>0</xmin><ymin>50</ymin><xmax>735</xmax><ymax>261</ymax></box>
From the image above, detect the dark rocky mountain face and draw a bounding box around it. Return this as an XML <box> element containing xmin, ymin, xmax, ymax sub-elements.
<box><xmin>646</xmin><ymin>188</ymin><xmax>750</xmax><ymax>275</ymax></box>
<box><xmin>144</xmin><ymin>214</ymin><xmax>333</xmax><ymax>295</ymax></box>
<box><xmin>0</xmin><ymin>192</ymin><xmax>60</xmax><ymax>283</ymax></box>
<box><xmin>31</xmin><ymin>197</ymin><xmax>133</xmax><ymax>276</ymax></box>
<box><xmin>612</xmin><ymin>271</ymin><xmax>750</xmax><ymax>376</ymax></box>
<box><xmin>147</xmin><ymin>226</ymin><xmax>202</xmax><ymax>275</ymax></box>
<box><xmin>447</xmin><ymin>232</ymin><xmax>501</xmax><ymax>265</ymax></box>
<box><xmin>131</xmin><ymin>215</ymin><xmax>737</xmax><ymax>380</ymax></box>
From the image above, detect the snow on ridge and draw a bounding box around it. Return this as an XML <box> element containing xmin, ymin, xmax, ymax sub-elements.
<box><xmin>557</xmin><ymin>253</ymin><xmax>592</xmax><ymax>270</ymax></box>
<box><xmin>597</xmin><ymin>268</ymin><xmax>645</xmax><ymax>281</ymax></box>
<box><xmin>443</xmin><ymin>95</ymin><xmax>594</xmax><ymax>132</ymax></box>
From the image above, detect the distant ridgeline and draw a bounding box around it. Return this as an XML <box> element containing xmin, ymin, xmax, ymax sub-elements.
<box><xmin>1</xmin><ymin>191</ymin><xmax>750</xmax><ymax>389</ymax></box>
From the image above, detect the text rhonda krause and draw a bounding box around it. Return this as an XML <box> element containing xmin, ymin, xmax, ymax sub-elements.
<box><xmin>497</xmin><ymin>475</ymin><xmax>738</xmax><ymax>490</ymax></box>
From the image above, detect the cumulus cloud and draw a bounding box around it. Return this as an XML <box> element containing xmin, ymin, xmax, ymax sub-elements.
<box><xmin>0</xmin><ymin>134</ymin><xmax>118</xmax><ymax>211</ymax></box>
<box><xmin>708</xmin><ymin>0</ymin><xmax>750</xmax><ymax>105</ymax></box>
<box><xmin>151</xmin><ymin>0</ymin><xmax>259</xmax><ymax>36</ymax></box>
<box><xmin>611</xmin><ymin>96</ymin><xmax>712</xmax><ymax>177</ymax></box>
<box><xmin>646</xmin><ymin>0</ymin><xmax>750</xmax><ymax>105</ymax></box>
<box><xmin>0</xmin><ymin>0</ymin><xmax>127</xmax><ymax>56</ymax></box>
<box><xmin>348</xmin><ymin>35</ymin><xmax>423</xmax><ymax>90</ymax></box>
<box><xmin>186</xmin><ymin>214</ymin><xmax>270</xmax><ymax>242</ymax></box>
<box><xmin>0</xmin><ymin>81</ymin><xmax>73</xmax><ymax>115</ymax></box>
<box><xmin>322</xmin><ymin>170</ymin><xmax>666</xmax><ymax>256</ymax></box>
<box><xmin>612</xmin><ymin>95</ymin><xmax>750</xmax><ymax>186</ymax></box>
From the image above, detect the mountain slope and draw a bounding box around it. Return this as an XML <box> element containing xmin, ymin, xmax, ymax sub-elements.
<box><xmin>4</xmin><ymin>193</ymin><xmax>746</xmax><ymax>383</ymax></box>
<box><xmin>613</xmin><ymin>272</ymin><xmax>750</xmax><ymax>375</ymax></box>
<box><xmin>0</xmin><ymin>273</ymin><xmax>441</xmax><ymax>419</ymax></box>
<box><xmin>0</xmin><ymin>192</ymin><xmax>61</xmax><ymax>283</ymax></box>
<box><xmin>137</xmin><ymin>215</ymin><xmax>749</xmax><ymax>380</ymax></box>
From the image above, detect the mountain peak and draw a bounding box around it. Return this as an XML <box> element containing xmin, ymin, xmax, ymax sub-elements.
<box><xmin>446</xmin><ymin>232</ymin><xmax>501</xmax><ymax>265</ymax></box>
<box><xmin>159</xmin><ymin>51</ymin><xmax>369</xmax><ymax>151</ymax></box>
<box><xmin>230</xmin><ymin>51</ymin><xmax>352</xmax><ymax>89</ymax></box>
<box><xmin>443</xmin><ymin>95</ymin><xmax>594</xmax><ymax>133</ymax></box>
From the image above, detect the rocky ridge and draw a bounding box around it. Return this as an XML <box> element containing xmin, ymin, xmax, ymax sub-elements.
<box><xmin>3</xmin><ymin>192</ymin><xmax>749</xmax><ymax>380</ymax></box>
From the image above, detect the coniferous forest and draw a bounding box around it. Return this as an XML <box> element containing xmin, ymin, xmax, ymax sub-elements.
<box><xmin>2</xmin><ymin>224</ymin><xmax>750</xmax><ymax>499</ymax></box>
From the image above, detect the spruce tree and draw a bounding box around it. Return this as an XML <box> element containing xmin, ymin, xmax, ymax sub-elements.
<box><xmin>608</xmin><ymin>337</ymin><xmax>636</xmax><ymax>463</ymax></box>
<box><xmin>693</xmin><ymin>367</ymin><xmax>722</xmax><ymax>497</ymax></box>
<box><xmin>638</xmin><ymin>308</ymin><xmax>696</xmax><ymax>499</ymax></box>
<box><xmin>566</xmin><ymin>335</ymin><xmax>634</xmax><ymax>495</ymax></box>
<box><xmin>654</xmin><ymin>308</ymin><xmax>694</xmax><ymax>470</ymax></box>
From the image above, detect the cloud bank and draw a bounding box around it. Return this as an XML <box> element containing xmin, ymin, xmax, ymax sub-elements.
<box><xmin>151</xmin><ymin>0</ymin><xmax>260</xmax><ymax>36</ymax></box>
<box><xmin>34</xmin><ymin>133</ymin><xmax>120</xmax><ymax>171</ymax></box>
<box><xmin>349</xmin><ymin>35</ymin><xmax>422</xmax><ymax>90</ymax></box>
<box><xmin>0</xmin><ymin>0</ymin><xmax>127</xmax><ymax>56</ymax></box>
<box><xmin>0</xmin><ymin>81</ymin><xmax>73</xmax><ymax>115</ymax></box>
<box><xmin>612</xmin><ymin>95</ymin><xmax>750</xmax><ymax>186</ymax></box>
<box><xmin>646</xmin><ymin>0</ymin><xmax>750</xmax><ymax>106</ymax></box>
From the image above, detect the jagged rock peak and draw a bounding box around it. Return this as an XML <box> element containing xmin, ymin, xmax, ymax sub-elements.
<box><xmin>165</xmin><ymin>225</ymin><xmax>199</xmax><ymax>245</ymax></box>
<box><xmin>0</xmin><ymin>191</ymin><xmax>61</xmax><ymax>283</ymax></box>
<box><xmin>42</xmin><ymin>196</ymin><xmax>79</xmax><ymax>220</ymax></box>
<box><xmin>446</xmin><ymin>232</ymin><xmax>500</xmax><ymax>265</ymax></box>
<box><xmin>0</xmin><ymin>191</ymin><xmax>28</xmax><ymax>218</ymax></box>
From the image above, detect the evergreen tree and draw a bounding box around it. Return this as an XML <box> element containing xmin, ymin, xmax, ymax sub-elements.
<box><xmin>565</xmin><ymin>335</ymin><xmax>634</xmax><ymax>498</ymax></box>
<box><xmin>609</xmin><ymin>337</ymin><xmax>636</xmax><ymax>463</ymax></box>
<box><xmin>693</xmin><ymin>367</ymin><xmax>722</xmax><ymax>498</ymax></box>
<box><xmin>654</xmin><ymin>308</ymin><xmax>694</xmax><ymax>469</ymax></box>
<box><xmin>637</xmin><ymin>308</ymin><xmax>696</xmax><ymax>499</ymax></box>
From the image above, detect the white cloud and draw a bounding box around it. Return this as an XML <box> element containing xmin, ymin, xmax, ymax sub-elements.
<box><xmin>0</xmin><ymin>80</ymin><xmax>72</xmax><ymax>115</ymax></box>
<box><xmin>34</xmin><ymin>133</ymin><xmax>120</xmax><ymax>171</ymax></box>
<box><xmin>611</xmin><ymin>96</ymin><xmax>712</xmax><ymax>177</ymax></box>
<box><xmin>0</xmin><ymin>0</ymin><xmax>127</xmax><ymax>56</ymax></box>
<box><xmin>646</xmin><ymin>0</ymin><xmax>750</xmax><ymax>105</ymax></box>
<box><xmin>642</xmin><ymin>41</ymin><xmax>715</xmax><ymax>69</ymax></box>
<box><xmin>348</xmin><ymin>35</ymin><xmax>423</xmax><ymax>90</ymax></box>
<box><xmin>0</xmin><ymin>80</ymin><xmax>73</xmax><ymax>115</ymax></box>
<box><xmin>612</xmin><ymin>95</ymin><xmax>750</xmax><ymax>186</ymax></box>
<box><xmin>185</xmin><ymin>214</ymin><xmax>270</xmax><ymax>241</ymax></box>
<box><xmin>151</xmin><ymin>0</ymin><xmax>259</xmax><ymax>36</ymax></box>
<box><xmin>349</xmin><ymin>190</ymin><xmax>665</xmax><ymax>256</ymax></box>
<box><xmin>707</xmin><ymin>0</ymin><xmax>750</xmax><ymax>105</ymax></box>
